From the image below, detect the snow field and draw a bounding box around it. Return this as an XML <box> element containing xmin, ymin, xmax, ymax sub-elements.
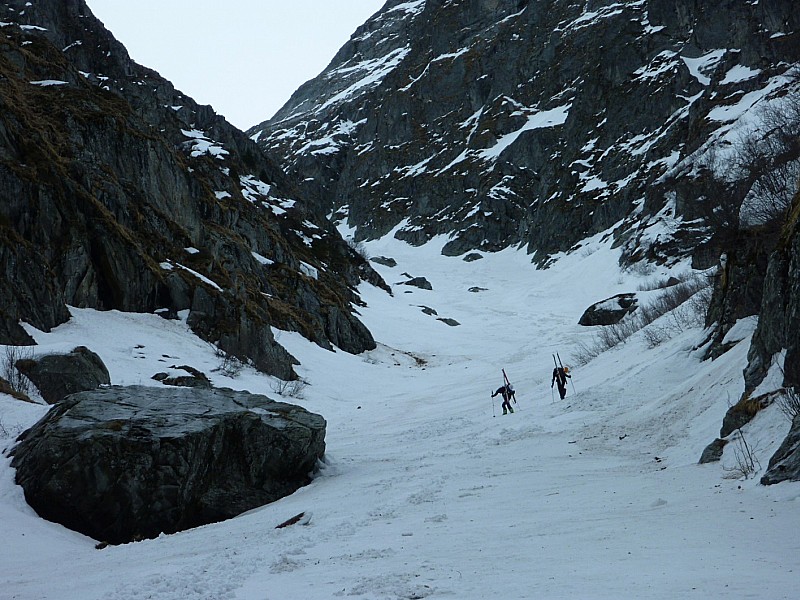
<box><xmin>1</xmin><ymin>232</ymin><xmax>798</xmax><ymax>599</ymax></box>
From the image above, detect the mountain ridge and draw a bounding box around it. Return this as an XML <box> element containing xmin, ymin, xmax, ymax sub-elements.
<box><xmin>251</xmin><ymin>0</ymin><xmax>800</xmax><ymax>265</ymax></box>
<box><xmin>0</xmin><ymin>0</ymin><xmax>387</xmax><ymax>378</ymax></box>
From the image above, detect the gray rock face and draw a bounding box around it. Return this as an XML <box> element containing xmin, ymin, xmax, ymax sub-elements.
<box><xmin>0</xmin><ymin>0</ymin><xmax>385</xmax><ymax>375</ymax></box>
<box><xmin>761</xmin><ymin>414</ymin><xmax>800</xmax><ymax>485</ymax></box>
<box><xmin>744</xmin><ymin>223</ymin><xmax>800</xmax><ymax>393</ymax></box>
<box><xmin>10</xmin><ymin>386</ymin><xmax>326</xmax><ymax>544</ymax></box>
<box><xmin>737</xmin><ymin>201</ymin><xmax>800</xmax><ymax>483</ymax></box>
<box><xmin>252</xmin><ymin>0</ymin><xmax>800</xmax><ymax>264</ymax></box>
<box><xmin>15</xmin><ymin>346</ymin><xmax>110</xmax><ymax>404</ymax></box>
<box><xmin>579</xmin><ymin>294</ymin><xmax>638</xmax><ymax>326</ymax></box>
<box><xmin>703</xmin><ymin>229</ymin><xmax>779</xmax><ymax>360</ymax></box>
<box><xmin>701</xmin><ymin>200</ymin><xmax>800</xmax><ymax>466</ymax></box>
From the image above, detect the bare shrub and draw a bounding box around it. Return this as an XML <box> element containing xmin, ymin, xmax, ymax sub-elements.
<box><xmin>271</xmin><ymin>378</ymin><xmax>307</xmax><ymax>399</ymax></box>
<box><xmin>641</xmin><ymin>324</ymin><xmax>672</xmax><ymax>349</ymax></box>
<box><xmin>0</xmin><ymin>415</ymin><xmax>24</xmax><ymax>439</ymax></box>
<box><xmin>723</xmin><ymin>428</ymin><xmax>761</xmax><ymax>480</ymax></box>
<box><xmin>212</xmin><ymin>347</ymin><xmax>244</xmax><ymax>378</ymax></box>
<box><xmin>597</xmin><ymin>318</ymin><xmax>638</xmax><ymax>348</ymax></box>
<box><xmin>2</xmin><ymin>345</ymin><xmax>34</xmax><ymax>396</ymax></box>
<box><xmin>777</xmin><ymin>387</ymin><xmax>800</xmax><ymax>421</ymax></box>
<box><xmin>626</xmin><ymin>261</ymin><xmax>656</xmax><ymax>277</ymax></box>
<box><xmin>573</xmin><ymin>340</ymin><xmax>602</xmax><ymax>366</ymax></box>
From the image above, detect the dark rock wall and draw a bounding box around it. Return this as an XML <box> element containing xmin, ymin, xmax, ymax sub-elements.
<box><xmin>744</xmin><ymin>191</ymin><xmax>800</xmax><ymax>392</ymax></box>
<box><xmin>0</xmin><ymin>0</ymin><xmax>386</xmax><ymax>375</ymax></box>
<box><xmin>252</xmin><ymin>0</ymin><xmax>800</xmax><ymax>264</ymax></box>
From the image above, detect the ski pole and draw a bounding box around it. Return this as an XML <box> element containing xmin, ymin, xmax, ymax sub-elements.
<box><xmin>491</xmin><ymin>392</ymin><xmax>495</xmax><ymax>417</ymax></box>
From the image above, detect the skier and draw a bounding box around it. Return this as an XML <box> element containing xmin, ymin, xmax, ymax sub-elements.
<box><xmin>492</xmin><ymin>384</ymin><xmax>515</xmax><ymax>415</ymax></box>
<box><xmin>551</xmin><ymin>366</ymin><xmax>570</xmax><ymax>400</ymax></box>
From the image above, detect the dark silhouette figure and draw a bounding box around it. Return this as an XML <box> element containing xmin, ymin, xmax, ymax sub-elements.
<box><xmin>492</xmin><ymin>384</ymin><xmax>515</xmax><ymax>414</ymax></box>
<box><xmin>552</xmin><ymin>367</ymin><xmax>571</xmax><ymax>400</ymax></box>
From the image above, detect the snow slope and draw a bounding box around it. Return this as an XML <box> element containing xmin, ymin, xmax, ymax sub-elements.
<box><xmin>1</xmin><ymin>232</ymin><xmax>798</xmax><ymax>600</ymax></box>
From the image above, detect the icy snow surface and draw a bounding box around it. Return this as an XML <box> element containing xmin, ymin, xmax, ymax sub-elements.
<box><xmin>1</xmin><ymin>231</ymin><xmax>798</xmax><ymax>599</ymax></box>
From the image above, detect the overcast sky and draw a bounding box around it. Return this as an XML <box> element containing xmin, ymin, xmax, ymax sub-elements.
<box><xmin>87</xmin><ymin>1</ymin><xmax>386</xmax><ymax>131</ymax></box>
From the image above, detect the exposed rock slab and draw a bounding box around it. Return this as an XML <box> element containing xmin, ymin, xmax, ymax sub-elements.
<box><xmin>10</xmin><ymin>386</ymin><xmax>326</xmax><ymax>544</ymax></box>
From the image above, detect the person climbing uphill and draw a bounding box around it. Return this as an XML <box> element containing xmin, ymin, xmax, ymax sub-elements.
<box><xmin>551</xmin><ymin>365</ymin><xmax>570</xmax><ymax>400</ymax></box>
<box><xmin>492</xmin><ymin>383</ymin><xmax>515</xmax><ymax>415</ymax></box>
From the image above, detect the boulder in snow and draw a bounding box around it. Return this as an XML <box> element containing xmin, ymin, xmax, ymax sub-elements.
<box><xmin>578</xmin><ymin>293</ymin><xmax>638</xmax><ymax>326</ymax></box>
<box><xmin>15</xmin><ymin>346</ymin><xmax>110</xmax><ymax>404</ymax></box>
<box><xmin>10</xmin><ymin>385</ymin><xmax>326</xmax><ymax>544</ymax></box>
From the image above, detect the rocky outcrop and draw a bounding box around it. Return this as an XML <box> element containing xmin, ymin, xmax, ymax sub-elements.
<box><xmin>703</xmin><ymin>227</ymin><xmax>780</xmax><ymax>360</ymax></box>
<box><xmin>371</xmin><ymin>256</ymin><xmax>397</xmax><ymax>268</ymax></box>
<box><xmin>743</xmin><ymin>197</ymin><xmax>800</xmax><ymax>392</ymax></box>
<box><xmin>252</xmin><ymin>0</ymin><xmax>800</xmax><ymax>265</ymax></box>
<box><xmin>700</xmin><ymin>189</ymin><xmax>800</xmax><ymax>469</ymax></box>
<box><xmin>761</xmin><ymin>414</ymin><xmax>800</xmax><ymax>485</ymax></box>
<box><xmin>734</xmin><ymin>193</ymin><xmax>800</xmax><ymax>483</ymax></box>
<box><xmin>698</xmin><ymin>438</ymin><xmax>727</xmax><ymax>464</ymax></box>
<box><xmin>578</xmin><ymin>294</ymin><xmax>638</xmax><ymax>326</ymax></box>
<box><xmin>0</xmin><ymin>0</ymin><xmax>386</xmax><ymax>378</ymax></box>
<box><xmin>401</xmin><ymin>276</ymin><xmax>433</xmax><ymax>290</ymax></box>
<box><xmin>10</xmin><ymin>385</ymin><xmax>326</xmax><ymax>544</ymax></box>
<box><xmin>15</xmin><ymin>346</ymin><xmax>110</xmax><ymax>404</ymax></box>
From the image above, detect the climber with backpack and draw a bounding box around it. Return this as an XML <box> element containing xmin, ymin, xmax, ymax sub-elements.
<box><xmin>492</xmin><ymin>383</ymin><xmax>515</xmax><ymax>415</ymax></box>
<box><xmin>551</xmin><ymin>364</ymin><xmax>571</xmax><ymax>400</ymax></box>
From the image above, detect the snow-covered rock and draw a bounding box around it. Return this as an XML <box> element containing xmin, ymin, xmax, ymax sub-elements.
<box><xmin>10</xmin><ymin>385</ymin><xmax>326</xmax><ymax>545</ymax></box>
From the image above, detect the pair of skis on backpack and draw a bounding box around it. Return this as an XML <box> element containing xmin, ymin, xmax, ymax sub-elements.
<box><xmin>490</xmin><ymin>368</ymin><xmax>516</xmax><ymax>417</ymax></box>
<box><xmin>491</xmin><ymin>354</ymin><xmax>576</xmax><ymax>416</ymax></box>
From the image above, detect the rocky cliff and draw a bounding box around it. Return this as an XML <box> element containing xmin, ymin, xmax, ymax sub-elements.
<box><xmin>250</xmin><ymin>0</ymin><xmax>800</xmax><ymax>479</ymax></box>
<box><xmin>252</xmin><ymin>0</ymin><xmax>800</xmax><ymax>264</ymax></box>
<box><xmin>0</xmin><ymin>0</ymin><xmax>387</xmax><ymax>379</ymax></box>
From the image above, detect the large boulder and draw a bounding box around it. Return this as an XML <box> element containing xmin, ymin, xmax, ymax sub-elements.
<box><xmin>10</xmin><ymin>385</ymin><xmax>326</xmax><ymax>544</ymax></box>
<box><xmin>578</xmin><ymin>293</ymin><xmax>638</xmax><ymax>326</ymax></box>
<box><xmin>15</xmin><ymin>346</ymin><xmax>111</xmax><ymax>404</ymax></box>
